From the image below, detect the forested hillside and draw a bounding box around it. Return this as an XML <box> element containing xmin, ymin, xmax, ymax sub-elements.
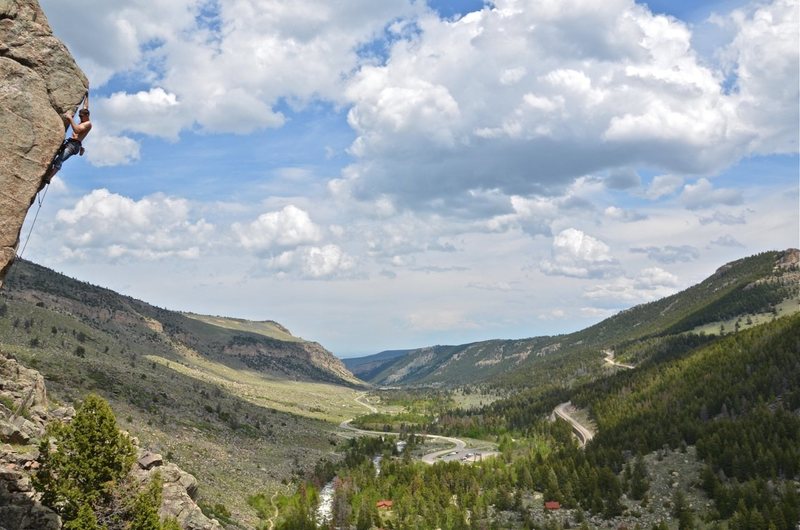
<box><xmin>424</xmin><ymin>313</ymin><xmax>800</xmax><ymax>529</ymax></box>
<box><xmin>354</xmin><ymin>250</ymin><xmax>798</xmax><ymax>393</ymax></box>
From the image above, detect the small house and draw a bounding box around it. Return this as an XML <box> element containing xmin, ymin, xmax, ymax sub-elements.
<box><xmin>544</xmin><ymin>501</ymin><xmax>561</xmax><ymax>510</ymax></box>
<box><xmin>376</xmin><ymin>500</ymin><xmax>394</xmax><ymax>510</ymax></box>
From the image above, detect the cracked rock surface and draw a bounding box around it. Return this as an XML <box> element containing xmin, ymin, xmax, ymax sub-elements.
<box><xmin>0</xmin><ymin>0</ymin><xmax>88</xmax><ymax>288</ymax></box>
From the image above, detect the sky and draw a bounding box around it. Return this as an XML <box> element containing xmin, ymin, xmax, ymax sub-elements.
<box><xmin>23</xmin><ymin>0</ymin><xmax>799</xmax><ymax>357</ymax></box>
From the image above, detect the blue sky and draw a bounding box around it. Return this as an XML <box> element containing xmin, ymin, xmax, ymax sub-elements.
<box><xmin>27</xmin><ymin>0</ymin><xmax>799</xmax><ymax>356</ymax></box>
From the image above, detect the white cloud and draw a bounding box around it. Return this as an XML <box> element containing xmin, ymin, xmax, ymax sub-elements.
<box><xmin>337</xmin><ymin>0</ymin><xmax>798</xmax><ymax>210</ymax></box>
<box><xmin>710</xmin><ymin>234</ymin><xmax>745</xmax><ymax>247</ymax></box>
<box><xmin>681</xmin><ymin>178</ymin><xmax>743</xmax><ymax>210</ymax></box>
<box><xmin>580</xmin><ymin>306</ymin><xmax>615</xmax><ymax>318</ymax></box>
<box><xmin>645</xmin><ymin>174</ymin><xmax>684</xmax><ymax>199</ymax></box>
<box><xmin>605</xmin><ymin>168</ymin><xmax>641</xmax><ymax>190</ymax></box>
<box><xmin>266</xmin><ymin>244</ymin><xmax>355</xmax><ymax>279</ymax></box>
<box><xmin>484</xmin><ymin>195</ymin><xmax>558</xmax><ymax>236</ymax></box>
<box><xmin>631</xmin><ymin>245</ymin><xmax>699</xmax><ymax>263</ymax></box>
<box><xmin>85</xmin><ymin>133</ymin><xmax>141</xmax><ymax>167</ymax></box>
<box><xmin>55</xmin><ymin>189</ymin><xmax>213</xmax><ymax>260</ymax></box>
<box><xmin>233</xmin><ymin>205</ymin><xmax>323</xmax><ymax>252</ymax></box>
<box><xmin>604</xmin><ymin>206</ymin><xmax>646</xmax><ymax>222</ymax></box>
<box><xmin>45</xmin><ymin>0</ymin><xmax>423</xmax><ymax>139</ymax></box>
<box><xmin>44</xmin><ymin>0</ymin><xmax>798</xmax><ymax>190</ymax></box>
<box><xmin>97</xmin><ymin>88</ymin><xmax>186</xmax><ymax>140</ymax></box>
<box><xmin>584</xmin><ymin>266</ymin><xmax>679</xmax><ymax>302</ymax></box>
<box><xmin>721</xmin><ymin>0</ymin><xmax>799</xmax><ymax>155</ymax></box>
<box><xmin>540</xmin><ymin>228</ymin><xmax>619</xmax><ymax>279</ymax></box>
<box><xmin>538</xmin><ymin>308</ymin><xmax>566</xmax><ymax>320</ymax></box>
<box><xmin>698</xmin><ymin>210</ymin><xmax>747</xmax><ymax>225</ymax></box>
<box><xmin>41</xmin><ymin>0</ymin><xmax>200</xmax><ymax>85</ymax></box>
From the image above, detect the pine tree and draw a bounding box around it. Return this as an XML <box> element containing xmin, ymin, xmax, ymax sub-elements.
<box><xmin>629</xmin><ymin>455</ymin><xmax>649</xmax><ymax>500</ymax></box>
<box><xmin>129</xmin><ymin>474</ymin><xmax>164</xmax><ymax>530</ymax></box>
<box><xmin>63</xmin><ymin>503</ymin><xmax>100</xmax><ymax>530</ymax></box>
<box><xmin>34</xmin><ymin>393</ymin><xmax>136</xmax><ymax>521</ymax></box>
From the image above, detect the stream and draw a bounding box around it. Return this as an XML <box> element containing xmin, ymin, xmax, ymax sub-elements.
<box><xmin>316</xmin><ymin>451</ymin><xmax>388</xmax><ymax>525</ymax></box>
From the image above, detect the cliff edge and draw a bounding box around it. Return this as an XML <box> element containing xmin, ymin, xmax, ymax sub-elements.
<box><xmin>0</xmin><ymin>0</ymin><xmax>88</xmax><ymax>288</ymax></box>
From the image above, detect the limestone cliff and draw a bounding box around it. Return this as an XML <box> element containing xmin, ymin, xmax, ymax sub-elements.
<box><xmin>0</xmin><ymin>0</ymin><xmax>88</xmax><ymax>289</ymax></box>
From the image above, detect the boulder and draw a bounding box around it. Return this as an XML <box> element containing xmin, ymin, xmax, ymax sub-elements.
<box><xmin>138</xmin><ymin>451</ymin><xmax>164</xmax><ymax>470</ymax></box>
<box><xmin>0</xmin><ymin>0</ymin><xmax>88</xmax><ymax>289</ymax></box>
<box><xmin>0</xmin><ymin>422</ymin><xmax>28</xmax><ymax>445</ymax></box>
<box><xmin>133</xmin><ymin>463</ymin><xmax>221</xmax><ymax>530</ymax></box>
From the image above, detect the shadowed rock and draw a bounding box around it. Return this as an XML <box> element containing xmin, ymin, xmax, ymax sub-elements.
<box><xmin>0</xmin><ymin>0</ymin><xmax>88</xmax><ymax>289</ymax></box>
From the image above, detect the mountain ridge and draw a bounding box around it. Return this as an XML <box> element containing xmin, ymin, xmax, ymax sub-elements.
<box><xmin>3</xmin><ymin>259</ymin><xmax>362</xmax><ymax>387</ymax></box>
<box><xmin>350</xmin><ymin>249</ymin><xmax>799</xmax><ymax>388</ymax></box>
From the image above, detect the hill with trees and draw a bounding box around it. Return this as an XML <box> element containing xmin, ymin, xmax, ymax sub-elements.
<box><xmin>351</xmin><ymin>249</ymin><xmax>799</xmax><ymax>390</ymax></box>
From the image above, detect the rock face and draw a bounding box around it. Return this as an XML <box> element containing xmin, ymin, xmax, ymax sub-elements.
<box><xmin>132</xmin><ymin>454</ymin><xmax>223</xmax><ymax>530</ymax></box>
<box><xmin>0</xmin><ymin>352</ymin><xmax>64</xmax><ymax>530</ymax></box>
<box><xmin>0</xmin><ymin>445</ymin><xmax>61</xmax><ymax>530</ymax></box>
<box><xmin>0</xmin><ymin>0</ymin><xmax>88</xmax><ymax>289</ymax></box>
<box><xmin>0</xmin><ymin>354</ymin><xmax>57</xmax><ymax>446</ymax></box>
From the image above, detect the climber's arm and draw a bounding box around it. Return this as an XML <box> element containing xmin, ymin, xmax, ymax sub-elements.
<box><xmin>63</xmin><ymin>112</ymin><xmax>79</xmax><ymax>130</ymax></box>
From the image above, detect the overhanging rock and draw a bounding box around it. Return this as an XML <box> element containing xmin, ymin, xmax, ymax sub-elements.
<box><xmin>0</xmin><ymin>0</ymin><xmax>88</xmax><ymax>288</ymax></box>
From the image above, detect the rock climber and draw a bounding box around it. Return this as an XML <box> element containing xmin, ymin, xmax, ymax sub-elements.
<box><xmin>46</xmin><ymin>91</ymin><xmax>91</xmax><ymax>180</ymax></box>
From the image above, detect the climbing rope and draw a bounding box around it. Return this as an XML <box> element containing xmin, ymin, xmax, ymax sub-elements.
<box><xmin>16</xmin><ymin>182</ymin><xmax>50</xmax><ymax>260</ymax></box>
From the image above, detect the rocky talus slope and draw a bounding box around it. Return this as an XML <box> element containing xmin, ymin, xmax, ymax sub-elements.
<box><xmin>0</xmin><ymin>0</ymin><xmax>87</xmax><ymax>288</ymax></box>
<box><xmin>0</xmin><ymin>350</ymin><xmax>222</xmax><ymax>530</ymax></box>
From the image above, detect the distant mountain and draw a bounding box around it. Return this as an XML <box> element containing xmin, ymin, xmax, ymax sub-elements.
<box><xmin>359</xmin><ymin>249</ymin><xmax>799</xmax><ymax>388</ymax></box>
<box><xmin>341</xmin><ymin>349</ymin><xmax>413</xmax><ymax>380</ymax></box>
<box><xmin>2</xmin><ymin>259</ymin><xmax>362</xmax><ymax>387</ymax></box>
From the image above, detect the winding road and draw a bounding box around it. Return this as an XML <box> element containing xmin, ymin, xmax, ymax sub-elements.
<box><xmin>342</xmin><ymin>392</ymin><xmax>491</xmax><ymax>464</ymax></box>
<box><xmin>603</xmin><ymin>349</ymin><xmax>635</xmax><ymax>370</ymax></box>
<box><xmin>553</xmin><ymin>401</ymin><xmax>596</xmax><ymax>448</ymax></box>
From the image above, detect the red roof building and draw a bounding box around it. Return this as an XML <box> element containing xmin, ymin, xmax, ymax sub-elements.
<box><xmin>545</xmin><ymin>501</ymin><xmax>561</xmax><ymax>510</ymax></box>
<box><xmin>376</xmin><ymin>500</ymin><xmax>394</xmax><ymax>510</ymax></box>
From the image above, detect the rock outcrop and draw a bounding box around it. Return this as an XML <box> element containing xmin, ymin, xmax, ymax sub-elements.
<box><xmin>0</xmin><ymin>0</ymin><xmax>88</xmax><ymax>289</ymax></box>
<box><xmin>0</xmin><ymin>349</ymin><xmax>223</xmax><ymax>530</ymax></box>
<box><xmin>0</xmin><ymin>353</ymin><xmax>66</xmax><ymax>530</ymax></box>
<box><xmin>132</xmin><ymin>456</ymin><xmax>223</xmax><ymax>530</ymax></box>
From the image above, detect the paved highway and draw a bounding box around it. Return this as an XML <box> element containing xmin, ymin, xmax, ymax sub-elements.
<box><xmin>553</xmin><ymin>401</ymin><xmax>596</xmax><ymax>448</ymax></box>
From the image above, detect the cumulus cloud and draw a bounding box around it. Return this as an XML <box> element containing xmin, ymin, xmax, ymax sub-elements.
<box><xmin>698</xmin><ymin>210</ymin><xmax>747</xmax><ymax>225</ymax></box>
<box><xmin>484</xmin><ymin>195</ymin><xmax>558</xmax><ymax>236</ymax></box>
<box><xmin>604</xmin><ymin>168</ymin><xmax>641</xmax><ymax>190</ymax></box>
<box><xmin>540</xmin><ymin>228</ymin><xmax>619</xmax><ymax>278</ymax></box>
<box><xmin>266</xmin><ymin>244</ymin><xmax>355</xmax><ymax>278</ymax></box>
<box><xmin>97</xmin><ymin>88</ymin><xmax>186</xmax><ymax>140</ymax></box>
<box><xmin>720</xmin><ymin>0</ymin><xmax>799</xmax><ymax>155</ymax></box>
<box><xmin>584</xmin><ymin>266</ymin><xmax>679</xmax><ymax>302</ymax></box>
<box><xmin>645</xmin><ymin>174</ymin><xmax>684</xmax><ymax>200</ymax></box>
<box><xmin>84</xmin><ymin>133</ymin><xmax>141</xmax><ymax>167</ymax></box>
<box><xmin>681</xmin><ymin>178</ymin><xmax>743</xmax><ymax>210</ymax></box>
<box><xmin>55</xmin><ymin>189</ymin><xmax>213</xmax><ymax>260</ymax></box>
<box><xmin>232</xmin><ymin>205</ymin><xmax>323</xmax><ymax>252</ymax></box>
<box><xmin>631</xmin><ymin>245</ymin><xmax>699</xmax><ymax>263</ymax></box>
<box><xmin>710</xmin><ymin>234</ymin><xmax>745</xmax><ymax>247</ymax></box>
<box><xmin>604</xmin><ymin>206</ymin><xmax>646</xmax><ymax>222</ymax></box>
<box><xmin>337</xmin><ymin>0</ymin><xmax>799</xmax><ymax>209</ymax></box>
<box><xmin>580</xmin><ymin>306</ymin><xmax>615</xmax><ymax>318</ymax></box>
<box><xmin>45</xmin><ymin>0</ymin><xmax>423</xmax><ymax>144</ymax></box>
